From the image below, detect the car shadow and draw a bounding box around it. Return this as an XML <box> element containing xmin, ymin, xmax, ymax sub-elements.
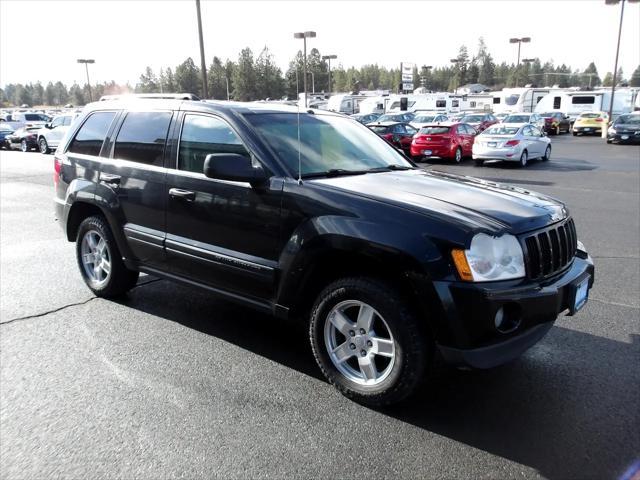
<box><xmin>118</xmin><ymin>278</ymin><xmax>639</xmax><ymax>480</ymax></box>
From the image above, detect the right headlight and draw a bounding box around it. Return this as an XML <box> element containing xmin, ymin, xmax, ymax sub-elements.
<box><xmin>452</xmin><ymin>233</ymin><xmax>525</xmax><ymax>282</ymax></box>
<box><xmin>608</xmin><ymin>126</ymin><xmax>616</xmax><ymax>134</ymax></box>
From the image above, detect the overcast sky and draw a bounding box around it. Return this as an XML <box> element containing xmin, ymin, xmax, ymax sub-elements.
<box><xmin>1</xmin><ymin>0</ymin><xmax>639</xmax><ymax>87</ymax></box>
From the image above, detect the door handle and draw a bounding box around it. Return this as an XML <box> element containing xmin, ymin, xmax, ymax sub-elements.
<box><xmin>169</xmin><ymin>188</ymin><xmax>196</xmax><ymax>201</ymax></box>
<box><xmin>100</xmin><ymin>173</ymin><xmax>121</xmax><ymax>185</ymax></box>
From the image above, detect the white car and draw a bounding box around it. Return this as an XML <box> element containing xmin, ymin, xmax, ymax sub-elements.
<box><xmin>409</xmin><ymin>112</ymin><xmax>449</xmax><ymax>130</ymax></box>
<box><xmin>502</xmin><ymin>112</ymin><xmax>546</xmax><ymax>130</ymax></box>
<box><xmin>472</xmin><ymin>123</ymin><xmax>551</xmax><ymax>167</ymax></box>
<box><xmin>37</xmin><ymin>113</ymin><xmax>79</xmax><ymax>154</ymax></box>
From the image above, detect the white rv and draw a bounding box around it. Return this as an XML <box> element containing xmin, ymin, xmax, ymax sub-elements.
<box><xmin>534</xmin><ymin>89</ymin><xmax>637</xmax><ymax>120</ymax></box>
<box><xmin>327</xmin><ymin>94</ymin><xmax>370</xmax><ymax>114</ymax></box>
<box><xmin>358</xmin><ymin>96</ymin><xmax>388</xmax><ymax>115</ymax></box>
<box><xmin>384</xmin><ymin>93</ymin><xmax>463</xmax><ymax>114</ymax></box>
<box><xmin>491</xmin><ymin>88</ymin><xmax>563</xmax><ymax>114</ymax></box>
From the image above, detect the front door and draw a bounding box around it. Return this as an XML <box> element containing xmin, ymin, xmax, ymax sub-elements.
<box><xmin>164</xmin><ymin>112</ymin><xmax>282</xmax><ymax>302</ymax></box>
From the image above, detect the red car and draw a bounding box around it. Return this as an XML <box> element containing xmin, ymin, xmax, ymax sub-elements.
<box><xmin>410</xmin><ymin>122</ymin><xmax>477</xmax><ymax>163</ymax></box>
<box><xmin>459</xmin><ymin>113</ymin><xmax>499</xmax><ymax>133</ymax></box>
<box><xmin>368</xmin><ymin>121</ymin><xmax>418</xmax><ymax>155</ymax></box>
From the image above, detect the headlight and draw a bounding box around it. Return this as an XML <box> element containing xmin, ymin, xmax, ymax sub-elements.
<box><xmin>452</xmin><ymin>233</ymin><xmax>525</xmax><ymax>282</ymax></box>
<box><xmin>608</xmin><ymin>127</ymin><xmax>616</xmax><ymax>134</ymax></box>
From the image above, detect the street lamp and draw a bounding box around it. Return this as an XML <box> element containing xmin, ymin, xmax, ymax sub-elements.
<box><xmin>322</xmin><ymin>54</ymin><xmax>337</xmax><ymax>93</ymax></box>
<box><xmin>293</xmin><ymin>31</ymin><xmax>316</xmax><ymax>107</ymax></box>
<box><xmin>420</xmin><ymin>65</ymin><xmax>432</xmax><ymax>90</ymax></box>
<box><xmin>76</xmin><ymin>59</ymin><xmax>95</xmax><ymax>102</ymax></box>
<box><xmin>605</xmin><ymin>0</ymin><xmax>639</xmax><ymax>121</ymax></box>
<box><xmin>450</xmin><ymin>58</ymin><xmax>459</xmax><ymax>94</ymax></box>
<box><xmin>509</xmin><ymin>37</ymin><xmax>531</xmax><ymax>87</ymax></box>
<box><xmin>195</xmin><ymin>0</ymin><xmax>208</xmax><ymax>98</ymax></box>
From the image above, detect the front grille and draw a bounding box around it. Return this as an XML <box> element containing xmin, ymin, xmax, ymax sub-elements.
<box><xmin>523</xmin><ymin>218</ymin><xmax>577</xmax><ymax>280</ymax></box>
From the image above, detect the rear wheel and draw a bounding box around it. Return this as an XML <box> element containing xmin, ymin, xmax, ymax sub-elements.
<box><xmin>573</xmin><ymin>131</ymin><xmax>578</xmax><ymax>136</ymax></box>
<box><xmin>519</xmin><ymin>150</ymin><xmax>528</xmax><ymax>167</ymax></box>
<box><xmin>555</xmin><ymin>124</ymin><xmax>561</xmax><ymax>135</ymax></box>
<box><xmin>453</xmin><ymin>147</ymin><xmax>462</xmax><ymax>163</ymax></box>
<box><xmin>39</xmin><ymin>137</ymin><xmax>50</xmax><ymax>154</ymax></box>
<box><xmin>20</xmin><ymin>139</ymin><xmax>28</xmax><ymax>152</ymax></box>
<box><xmin>76</xmin><ymin>215</ymin><xmax>139</xmax><ymax>297</ymax></box>
<box><xmin>309</xmin><ymin>277</ymin><xmax>430</xmax><ymax>407</ymax></box>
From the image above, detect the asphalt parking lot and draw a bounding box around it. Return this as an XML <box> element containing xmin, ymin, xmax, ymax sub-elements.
<box><xmin>1</xmin><ymin>134</ymin><xmax>639</xmax><ymax>479</ymax></box>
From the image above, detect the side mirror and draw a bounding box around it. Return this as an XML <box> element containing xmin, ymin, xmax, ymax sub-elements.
<box><xmin>203</xmin><ymin>153</ymin><xmax>267</xmax><ymax>186</ymax></box>
<box><xmin>45</xmin><ymin>123</ymin><xmax>52</xmax><ymax>129</ymax></box>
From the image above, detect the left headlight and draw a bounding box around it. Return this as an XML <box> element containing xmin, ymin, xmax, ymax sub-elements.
<box><xmin>452</xmin><ymin>233</ymin><xmax>525</xmax><ymax>282</ymax></box>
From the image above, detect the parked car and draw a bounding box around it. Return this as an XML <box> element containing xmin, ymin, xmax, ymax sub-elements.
<box><xmin>37</xmin><ymin>113</ymin><xmax>79</xmax><ymax>153</ymax></box>
<box><xmin>539</xmin><ymin>112</ymin><xmax>572</xmax><ymax>135</ymax></box>
<box><xmin>368</xmin><ymin>121</ymin><xmax>417</xmax><ymax>154</ymax></box>
<box><xmin>0</xmin><ymin>124</ymin><xmax>14</xmax><ymax>148</ymax></box>
<box><xmin>7</xmin><ymin>112</ymin><xmax>50</xmax><ymax>127</ymax></box>
<box><xmin>606</xmin><ymin>112</ymin><xmax>640</xmax><ymax>144</ymax></box>
<box><xmin>55</xmin><ymin>99</ymin><xmax>594</xmax><ymax>406</ymax></box>
<box><xmin>459</xmin><ymin>113</ymin><xmax>499</xmax><ymax>132</ymax></box>
<box><xmin>410</xmin><ymin>122</ymin><xmax>476</xmax><ymax>163</ymax></box>
<box><xmin>502</xmin><ymin>113</ymin><xmax>545</xmax><ymax>130</ymax></box>
<box><xmin>409</xmin><ymin>112</ymin><xmax>449</xmax><ymax>129</ymax></box>
<box><xmin>495</xmin><ymin>112</ymin><xmax>509</xmax><ymax>123</ymax></box>
<box><xmin>472</xmin><ymin>123</ymin><xmax>552</xmax><ymax>167</ymax></box>
<box><xmin>4</xmin><ymin>126</ymin><xmax>41</xmax><ymax>152</ymax></box>
<box><xmin>373</xmin><ymin>112</ymin><xmax>415</xmax><ymax>123</ymax></box>
<box><xmin>572</xmin><ymin>111</ymin><xmax>609</xmax><ymax>136</ymax></box>
<box><xmin>350</xmin><ymin>113</ymin><xmax>380</xmax><ymax>125</ymax></box>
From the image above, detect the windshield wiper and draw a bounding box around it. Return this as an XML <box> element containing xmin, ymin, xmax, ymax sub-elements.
<box><xmin>301</xmin><ymin>168</ymin><xmax>369</xmax><ymax>179</ymax></box>
<box><xmin>366</xmin><ymin>165</ymin><xmax>414</xmax><ymax>173</ymax></box>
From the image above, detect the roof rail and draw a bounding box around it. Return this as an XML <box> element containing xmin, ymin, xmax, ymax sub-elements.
<box><xmin>98</xmin><ymin>93</ymin><xmax>201</xmax><ymax>101</ymax></box>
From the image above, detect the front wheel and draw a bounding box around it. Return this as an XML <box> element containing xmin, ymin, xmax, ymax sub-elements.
<box><xmin>542</xmin><ymin>145</ymin><xmax>551</xmax><ymax>161</ymax></box>
<box><xmin>453</xmin><ymin>147</ymin><xmax>462</xmax><ymax>163</ymax></box>
<box><xmin>20</xmin><ymin>139</ymin><xmax>28</xmax><ymax>152</ymax></box>
<box><xmin>39</xmin><ymin>137</ymin><xmax>50</xmax><ymax>154</ymax></box>
<box><xmin>76</xmin><ymin>215</ymin><xmax>139</xmax><ymax>297</ymax></box>
<box><xmin>309</xmin><ymin>277</ymin><xmax>430</xmax><ymax>407</ymax></box>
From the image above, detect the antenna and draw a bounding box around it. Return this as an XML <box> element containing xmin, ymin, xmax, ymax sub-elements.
<box><xmin>297</xmin><ymin>94</ymin><xmax>302</xmax><ymax>184</ymax></box>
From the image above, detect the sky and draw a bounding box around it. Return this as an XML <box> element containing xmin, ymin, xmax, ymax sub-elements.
<box><xmin>1</xmin><ymin>0</ymin><xmax>639</xmax><ymax>88</ymax></box>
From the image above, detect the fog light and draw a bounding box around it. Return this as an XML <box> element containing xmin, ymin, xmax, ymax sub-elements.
<box><xmin>494</xmin><ymin>303</ymin><xmax>522</xmax><ymax>333</ymax></box>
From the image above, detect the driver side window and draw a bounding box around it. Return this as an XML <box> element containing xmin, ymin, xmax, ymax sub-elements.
<box><xmin>51</xmin><ymin>117</ymin><xmax>64</xmax><ymax>128</ymax></box>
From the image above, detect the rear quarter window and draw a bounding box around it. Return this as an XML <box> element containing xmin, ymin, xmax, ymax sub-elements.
<box><xmin>67</xmin><ymin>111</ymin><xmax>117</xmax><ymax>157</ymax></box>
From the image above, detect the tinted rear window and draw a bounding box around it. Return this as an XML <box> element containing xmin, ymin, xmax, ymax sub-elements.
<box><xmin>483</xmin><ymin>126</ymin><xmax>520</xmax><ymax>135</ymax></box>
<box><xmin>461</xmin><ymin>115</ymin><xmax>484</xmax><ymax>123</ymax></box>
<box><xmin>580</xmin><ymin>113</ymin><xmax>600</xmax><ymax>118</ymax></box>
<box><xmin>114</xmin><ymin>111</ymin><xmax>172</xmax><ymax>166</ymax></box>
<box><xmin>369</xmin><ymin>126</ymin><xmax>390</xmax><ymax>133</ymax></box>
<box><xmin>419</xmin><ymin>126</ymin><xmax>450</xmax><ymax>134</ymax></box>
<box><xmin>24</xmin><ymin>114</ymin><xmax>49</xmax><ymax>121</ymax></box>
<box><xmin>68</xmin><ymin>111</ymin><xmax>116</xmax><ymax>156</ymax></box>
<box><xmin>504</xmin><ymin>115</ymin><xmax>530</xmax><ymax>123</ymax></box>
<box><xmin>414</xmin><ymin>116</ymin><xmax>436</xmax><ymax>123</ymax></box>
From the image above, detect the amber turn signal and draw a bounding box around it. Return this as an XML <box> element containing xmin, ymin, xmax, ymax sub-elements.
<box><xmin>451</xmin><ymin>249</ymin><xmax>474</xmax><ymax>281</ymax></box>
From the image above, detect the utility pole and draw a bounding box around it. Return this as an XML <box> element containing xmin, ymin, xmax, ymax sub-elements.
<box><xmin>195</xmin><ymin>0</ymin><xmax>208</xmax><ymax>98</ymax></box>
<box><xmin>76</xmin><ymin>59</ymin><xmax>95</xmax><ymax>102</ymax></box>
<box><xmin>322</xmin><ymin>54</ymin><xmax>337</xmax><ymax>94</ymax></box>
<box><xmin>294</xmin><ymin>31</ymin><xmax>316</xmax><ymax>107</ymax></box>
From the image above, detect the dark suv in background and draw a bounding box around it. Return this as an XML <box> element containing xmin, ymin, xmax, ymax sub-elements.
<box><xmin>54</xmin><ymin>98</ymin><xmax>594</xmax><ymax>406</ymax></box>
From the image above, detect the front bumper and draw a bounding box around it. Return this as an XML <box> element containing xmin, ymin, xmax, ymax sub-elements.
<box><xmin>607</xmin><ymin>132</ymin><xmax>640</xmax><ymax>144</ymax></box>
<box><xmin>573</xmin><ymin>125</ymin><xmax>602</xmax><ymax>134</ymax></box>
<box><xmin>431</xmin><ymin>254</ymin><xmax>595</xmax><ymax>369</ymax></box>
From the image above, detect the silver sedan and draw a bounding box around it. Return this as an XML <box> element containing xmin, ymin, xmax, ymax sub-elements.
<box><xmin>472</xmin><ymin>123</ymin><xmax>552</xmax><ymax>167</ymax></box>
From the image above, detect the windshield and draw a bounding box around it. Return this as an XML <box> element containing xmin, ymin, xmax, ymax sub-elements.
<box><xmin>419</xmin><ymin>126</ymin><xmax>450</xmax><ymax>134</ymax></box>
<box><xmin>580</xmin><ymin>113</ymin><xmax>601</xmax><ymax>119</ymax></box>
<box><xmin>246</xmin><ymin>113</ymin><xmax>412</xmax><ymax>177</ymax></box>
<box><xmin>24</xmin><ymin>114</ymin><xmax>49</xmax><ymax>121</ymax></box>
<box><xmin>539</xmin><ymin>112</ymin><xmax>556</xmax><ymax>118</ymax></box>
<box><xmin>461</xmin><ymin>115</ymin><xmax>484</xmax><ymax>123</ymax></box>
<box><xmin>377</xmin><ymin>114</ymin><xmax>404</xmax><ymax>122</ymax></box>
<box><xmin>0</xmin><ymin>125</ymin><xmax>13</xmax><ymax>132</ymax></box>
<box><xmin>482</xmin><ymin>125</ymin><xmax>520</xmax><ymax>136</ymax></box>
<box><xmin>505</xmin><ymin>94</ymin><xmax>520</xmax><ymax>106</ymax></box>
<box><xmin>615</xmin><ymin>114</ymin><xmax>640</xmax><ymax>125</ymax></box>
<box><xmin>504</xmin><ymin>115</ymin><xmax>530</xmax><ymax>123</ymax></box>
<box><xmin>413</xmin><ymin>115</ymin><xmax>436</xmax><ymax>123</ymax></box>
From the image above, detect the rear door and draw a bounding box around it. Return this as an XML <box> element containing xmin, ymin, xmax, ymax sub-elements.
<box><xmin>521</xmin><ymin>125</ymin><xmax>540</xmax><ymax>155</ymax></box>
<box><xmin>99</xmin><ymin>110</ymin><xmax>174</xmax><ymax>266</ymax></box>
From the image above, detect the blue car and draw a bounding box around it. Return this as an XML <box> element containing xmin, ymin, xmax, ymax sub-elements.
<box><xmin>0</xmin><ymin>123</ymin><xmax>14</xmax><ymax>148</ymax></box>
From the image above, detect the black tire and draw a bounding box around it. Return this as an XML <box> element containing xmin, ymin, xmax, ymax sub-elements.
<box><xmin>453</xmin><ymin>147</ymin><xmax>462</xmax><ymax>163</ymax></box>
<box><xmin>20</xmin><ymin>139</ymin><xmax>28</xmax><ymax>152</ymax></box>
<box><xmin>75</xmin><ymin>215</ymin><xmax>139</xmax><ymax>297</ymax></box>
<box><xmin>474</xmin><ymin>159</ymin><xmax>484</xmax><ymax>167</ymax></box>
<box><xmin>606</xmin><ymin>139</ymin><xmax>612</xmax><ymax>144</ymax></box>
<box><xmin>309</xmin><ymin>277</ymin><xmax>431</xmax><ymax>407</ymax></box>
<box><xmin>39</xmin><ymin>137</ymin><xmax>50</xmax><ymax>154</ymax></box>
<box><xmin>542</xmin><ymin>145</ymin><xmax>551</xmax><ymax>161</ymax></box>
<box><xmin>519</xmin><ymin>150</ymin><xmax>528</xmax><ymax>167</ymax></box>
<box><xmin>572</xmin><ymin>131</ymin><xmax>578</xmax><ymax>136</ymax></box>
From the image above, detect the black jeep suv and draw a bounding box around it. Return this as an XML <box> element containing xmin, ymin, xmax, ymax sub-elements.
<box><xmin>54</xmin><ymin>99</ymin><xmax>594</xmax><ymax>406</ymax></box>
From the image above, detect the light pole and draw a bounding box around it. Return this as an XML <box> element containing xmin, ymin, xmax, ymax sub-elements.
<box><xmin>420</xmin><ymin>65</ymin><xmax>432</xmax><ymax>90</ymax></box>
<box><xmin>76</xmin><ymin>59</ymin><xmax>95</xmax><ymax>102</ymax></box>
<box><xmin>509</xmin><ymin>37</ymin><xmax>531</xmax><ymax>87</ymax></box>
<box><xmin>195</xmin><ymin>0</ymin><xmax>208</xmax><ymax>98</ymax></box>
<box><xmin>450</xmin><ymin>58</ymin><xmax>459</xmax><ymax>94</ymax></box>
<box><xmin>322</xmin><ymin>54</ymin><xmax>337</xmax><ymax>93</ymax></box>
<box><xmin>309</xmin><ymin>72</ymin><xmax>315</xmax><ymax>93</ymax></box>
<box><xmin>293</xmin><ymin>31</ymin><xmax>316</xmax><ymax>107</ymax></box>
<box><xmin>605</xmin><ymin>0</ymin><xmax>639</xmax><ymax>120</ymax></box>
<box><xmin>521</xmin><ymin>58</ymin><xmax>535</xmax><ymax>87</ymax></box>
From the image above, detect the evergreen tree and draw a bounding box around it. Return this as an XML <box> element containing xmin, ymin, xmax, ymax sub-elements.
<box><xmin>630</xmin><ymin>65</ymin><xmax>640</xmax><ymax>87</ymax></box>
<box><xmin>207</xmin><ymin>56</ymin><xmax>229</xmax><ymax>99</ymax></box>
<box><xmin>602</xmin><ymin>72</ymin><xmax>614</xmax><ymax>87</ymax></box>
<box><xmin>69</xmin><ymin>83</ymin><xmax>85</xmax><ymax>106</ymax></box>
<box><xmin>175</xmin><ymin>58</ymin><xmax>201</xmax><ymax>96</ymax></box>
<box><xmin>255</xmin><ymin>47</ymin><xmax>284</xmax><ymax>99</ymax></box>
<box><xmin>582</xmin><ymin>62</ymin><xmax>601</xmax><ymax>87</ymax></box>
<box><xmin>137</xmin><ymin>66</ymin><xmax>159</xmax><ymax>93</ymax></box>
<box><xmin>232</xmin><ymin>48</ymin><xmax>257</xmax><ymax>101</ymax></box>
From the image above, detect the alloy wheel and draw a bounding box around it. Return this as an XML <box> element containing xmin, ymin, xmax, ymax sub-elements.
<box><xmin>324</xmin><ymin>300</ymin><xmax>396</xmax><ymax>386</ymax></box>
<box><xmin>20</xmin><ymin>140</ymin><xmax>27</xmax><ymax>152</ymax></box>
<box><xmin>80</xmin><ymin>229</ymin><xmax>112</xmax><ymax>288</ymax></box>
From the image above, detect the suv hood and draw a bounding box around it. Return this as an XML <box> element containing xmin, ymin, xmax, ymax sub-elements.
<box><xmin>311</xmin><ymin>169</ymin><xmax>567</xmax><ymax>234</ymax></box>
